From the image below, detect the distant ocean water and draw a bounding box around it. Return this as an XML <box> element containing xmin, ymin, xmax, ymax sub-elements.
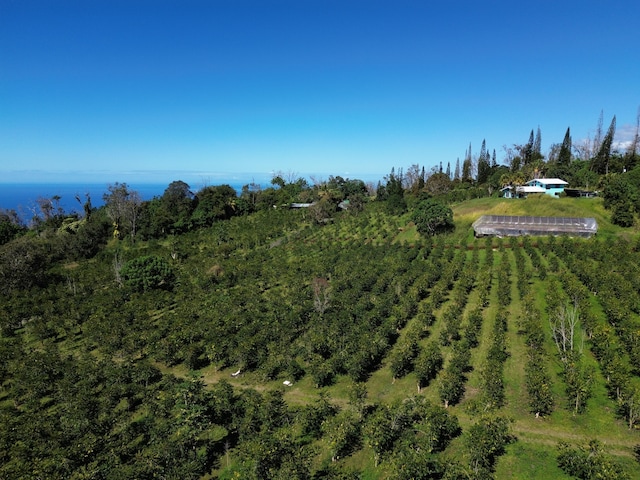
<box><xmin>0</xmin><ymin>181</ymin><xmax>248</xmax><ymax>222</ymax></box>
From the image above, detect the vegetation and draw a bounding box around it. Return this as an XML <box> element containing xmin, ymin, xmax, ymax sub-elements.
<box><xmin>2</xmin><ymin>113</ymin><xmax>640</xmax><ymax>478</ymax></box>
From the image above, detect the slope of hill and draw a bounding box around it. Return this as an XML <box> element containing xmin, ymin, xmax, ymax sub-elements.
<box><xmin>1</xmin><ymin>198</ymin><xmax>639</xmax><ymax>479</ymax></box>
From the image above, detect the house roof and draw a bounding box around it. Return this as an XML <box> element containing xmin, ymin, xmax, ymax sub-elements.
<box><xmin>517</xmin><ymin>186</ymin><xmax>546</xmax><ymax>193</ymax></box>
<box><xmin>526</xmin><ymin>178</ymin><xmax>568</xmax><ymax>185</ymax></box>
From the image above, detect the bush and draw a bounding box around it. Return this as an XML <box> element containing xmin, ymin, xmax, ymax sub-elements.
<box><xmin>612</xmin><ymin>201</ymin><xmax>635</xmax><ymax>227</ymax></box>
<box><xmin>557</xmin><ymin>440</ymin><xmax>631</xmax><ymax>480</ymax></box>
<box><xmin>120</xmin><ymin>255</ymin><xmax>176</xmax><ymax>292</ymax></box>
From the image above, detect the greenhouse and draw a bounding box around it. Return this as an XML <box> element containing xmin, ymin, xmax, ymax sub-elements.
<box><xmin>472</xmin><ymin>215</ymin><xmax>598</xmax><ymax>238</ymax></box>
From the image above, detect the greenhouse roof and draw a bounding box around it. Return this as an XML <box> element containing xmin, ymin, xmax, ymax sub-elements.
<box><xmin>472</xmin><ymin>215</ymin><xmax>597</xmax><ymax>238</ymax></box>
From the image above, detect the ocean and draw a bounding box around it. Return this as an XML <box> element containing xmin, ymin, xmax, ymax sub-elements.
<box><xmin>0</xmin><ymin>181</ymin><xmax>249</xmax><ymax>222</ymax></box>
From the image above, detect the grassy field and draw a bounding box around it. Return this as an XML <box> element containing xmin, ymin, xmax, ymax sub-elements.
<box><xmin>450</xmin><ymin>194</ymin><xmax>626</xmax><ymax>239</ymax></box>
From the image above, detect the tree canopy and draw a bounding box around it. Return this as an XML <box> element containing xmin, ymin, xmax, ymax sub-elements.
<box><xmin>411</xmin><ymin>199</ymin><xmax>454</xmax><ymax>236</ymax></box>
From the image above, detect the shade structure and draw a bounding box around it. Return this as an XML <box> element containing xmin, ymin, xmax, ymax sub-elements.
<box><xmin>472</xmin><ymin>215</ymin><xmax>597</xmax><ymax>238</ymax></box>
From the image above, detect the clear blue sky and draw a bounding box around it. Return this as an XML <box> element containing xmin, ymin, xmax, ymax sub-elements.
<box><xmin>1</xmin><ymin>0</ymin><xmax>639</xmax><ymax>185</ymax></box>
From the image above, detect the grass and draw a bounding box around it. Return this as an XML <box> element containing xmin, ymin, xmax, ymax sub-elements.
<box><xmin>450</xmin><ymin>195</ymin><xmax>631</xmax><ymax>240</ymax></box>
<box><xmin>495</xmin><ymin>441</ymin><xmax>571</xmax><ymax>479</ymax></box>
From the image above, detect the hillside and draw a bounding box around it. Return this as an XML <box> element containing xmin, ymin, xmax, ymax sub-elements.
<box><xmin>1</xmin><ymin>196</ymin><xmax>639</xmax><ymax>479</ymax></box>
<box><xmin>451</xmin><ymin>195</ymin><xmax>621</xmax><ymax>238</ymax></box>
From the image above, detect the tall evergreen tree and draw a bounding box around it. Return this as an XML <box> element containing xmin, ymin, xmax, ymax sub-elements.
<box><xmin>454</xmin><ymin>158</ymin><xmax>461</xmax><ymax>181</ymax></box>
<box><xmin>479</xmin><ymin>139</ymin><xmax>487</xmax><ymax>161</ymax></box>
<box><xmin>446</xmin><ymin>161</ymin><xmax>451</xmax><ymax>178</ymax></box>
<box><xmin>558</xmin><ymin>127</ymin><xmax>572</xmax><ymax>166</ymax></box>
<box><xmin>477</xmin><ymin>139</ymin><xmax>491</xmax><ymax>184</ymax></box>
<box><xmin>385</xmin><ymin>167</ymin><xmax>407</xmax><ymax>214</ymax></box>
<box><xmin>523</xmin><ymin>130</ymin><xmax>534</xmax><ymax>164</ymax></box>
<box><xmin>418</xmin><ymin>166</ymin><xmax>426</xmax><ymax>191</ymax></box>
<box><xmin>491</xmin><ymin>149</ymin><xmax>497</xmax><ymax>168</ymax></box>
<box><xmin>533</xmin><ymin>126</ymin><xmax>542</xmax><ymax>160</ymax></box>
<box><xmin>593</xmin><ymin>115</ymin><xmax>616</xmax><ymax>174</ymax></box>
<box><xmin>462</xmin><ymin>144</ymin><xmax>473</xmax><ymax>182</ymax></box>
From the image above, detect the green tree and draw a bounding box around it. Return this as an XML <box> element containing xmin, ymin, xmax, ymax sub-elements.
<box><xmin>323</xmin><ymin>409</ymin><xmax>362</xmax><ymax>462</ymax></box>
<box><xmin>415</xmin><ymin>341</ymin><xmax>443</xmax><ymax>392</ymax></box>
<box><xmin>161</xmin><ymin>180</ymin><xmax>195</xmax><ymax>234</ymax></box>
<box><xmin>558</xmin><ymin>127</ymin><xmax>572</xmax><ymax>166</ymax></box>
<box><xmin>465</xmin><ymin>416</ymin><xmax>514</xmax><ymax>476</ymax></box>
<box><xmin>389</xmin><ymin>337</ymin><xmax>419</xmax><ymax>379</ymax></box>
<box><xmin>557</xmin><ymin>440</ymin><xmax>631</xmax><ymax>480</ymax></box>
<box><xmin>602</xmin><ymin>174</ymin><xmax>637</xmax><ymax>226</ymax></box>
<box><xmin>385</xmin><ymin>168</ymin><xmax>407</xmax><ymax>214</ymax></box>
<box><xmin>190</xmin><ymin>184</ymin><xmax>237</xmax><ymax>228</ymax></box>
<box><xmin>411</xmin><ymin>200</ymin><xmax>454</xmax><ymax>236</ymax></box>
<box><xmin>437</xmin><ymin>368</ymin><xmax>465</xmax><ymax>408</ymax></box>
<box><xmin>523</xmin><ymin>129</ymin><xmax>535</xmax><ymax>164</ymax></box>
<box><xmin>364</xmin><ymin>402</ymin><xmax>410</xmax><ymax>466</ymax></box>
<box><xmin>120</xmin><ymin>255</ymin><xmax>176</xmax><ymax>292</ymax></box>
<box><xmin>66</xmin><ymin>207</ymin><xmax>110</xmax><ymax>259</ymax></box>
<box><xmin>0</xmin><ymin>236</ymin><xmax>49</xmax><ymax>295</ymax></box>
<box><xmin>462</xmin><ymin>143</ymin><xmax>473</xmax><ymax>182</ymax></box>
<box><xmin>0</xmin><ymin>210</ymin><xmax>25</xmax><ymax>245</ymax></box>
<box><xmin>612</xmin><ymin>202</ymin><xmax>635</xmax><ymax>227</ymax></box>
<box><xmin>477</xmin><ymin>139</ymin><xmax>491</xmax><ymax>184</ymax></box>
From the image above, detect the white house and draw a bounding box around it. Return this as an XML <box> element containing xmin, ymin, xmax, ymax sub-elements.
<box><xmin>518</xmin><ymin>178</ymin><xmax>568</xmax><ymax>197</ymax></box>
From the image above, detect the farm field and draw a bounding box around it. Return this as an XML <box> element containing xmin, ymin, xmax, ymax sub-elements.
<box><xmin>1</xmin><ymin>195</ymin><xmax>639</xmax><ymax>479</ymax></box>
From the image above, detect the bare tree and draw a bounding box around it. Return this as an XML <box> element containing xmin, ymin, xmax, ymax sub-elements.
<box><xmin>312</xmin><ymin>277</ymin><xmax>331</xmax><ymax>314</ymax></box>
<box><xmin>403</xmin><ymin>164</ymin><xmax>424</xmax><ymax>191</ymax></box>
<box><xmin>113</xmin><ymin>250</ymin><xmax>124</xmax><ymax>287</ymax></box>
<box><xmin>127</xmin><ymin>190</ymin><xmax>142</xmax><ymax>241</ymax></box>
<box><xmin>272</xmin><ymin>169</ymin><xmax>299</xmax><ymax>185</ymax></box>
<box><xmin>36</xmin><ymin>197</ymin><xmax>54</xmax><ymax>221</ymax></box>
<box><xmin>627</xmin><ymin>106</ymin><xmax>640</xmax><ymax>159</ymax></box>
<box><xmin>620</xmin><ymin>387</ymin><xmax>640</xmax><ymax>430</ymax></box>
<box><xmin>573</xmin><ymin>135</ymin><xmax>593</xmax><ymax>161</ymax></box>
<box><xmin>103</xmin><ymin>183</ymin><xmax>141</xmax><ymax>240</ymax></box>
<box><xmin>593</xmin><ymin>110</ymin><xmax>604</xmax><ymax>155</ymax></box>
<box><xmin>550</xmin><ymin>303</ymin><xmax>582</xmax><ymax>363</ymax></box>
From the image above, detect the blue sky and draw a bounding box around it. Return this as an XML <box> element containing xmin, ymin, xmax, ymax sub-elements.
<box><xmin>1</xmin><ymin>0</ymin><xmax>639</xmax><ymax>185</ymax></box>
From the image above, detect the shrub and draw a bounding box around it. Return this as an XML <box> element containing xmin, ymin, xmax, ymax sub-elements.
<box><xmin>120</xmin><ymin>255</ymin><xmax>175</xmax><ymax>292</ymax></box>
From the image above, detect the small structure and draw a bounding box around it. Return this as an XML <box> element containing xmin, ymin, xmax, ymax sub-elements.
<box><xmin>338</xmin><ymin>199</ymin><xmax>350</xmax><ymax>210</ymax></box>
<box><xmin>473</xmin><ymin>215</ymin><xmax>597</xmax><ymax>238</ymax></box>
<box><xmin>520</xmin><ymin>178</ymin><xmax>568</xmax><ymax>197</ymax></box>
<box><xmin>564</xmin><ymin>188</ymin><xmax>598</xmax><ymax>198</ymax></box>
<box><xmin>502</xmin><ymin>178</ymin><xmax>569</xmax><ymax>199</ymax></box>
<box><xmin>500</xmin><ymin>186</ymin><xmax>515</xmax><ymax>198</ymax></box>
<box><xmin>290</xmin><ymin>202</ymin><xmax>315</xmax><ymax>208</ymax></box>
